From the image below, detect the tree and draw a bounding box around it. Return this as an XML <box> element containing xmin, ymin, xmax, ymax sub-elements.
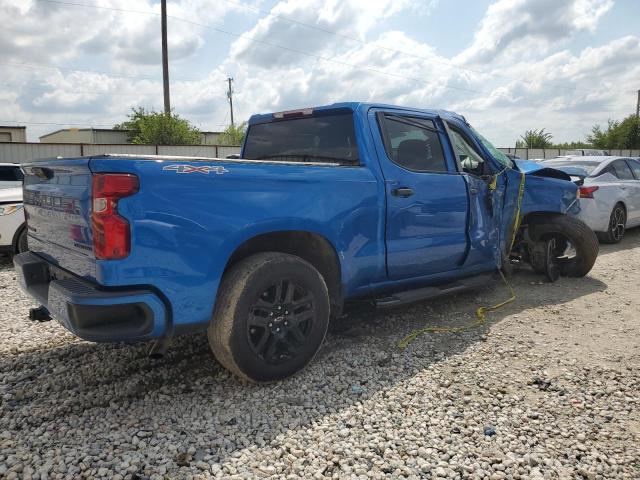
<box><xmin>115</xmin><ymin>107</ymin><xmax>201</xmax><ymax>145</ymax></box>
<box><xmin>217</xmin><ymin>122</ymin><xmax>247</xmax><ymax>146</ymax></box>
<box><xmin>586</xmin><ymin>114</ymin><xmax>640</xmax><ymax>149</ymax></box>
<box><xmin>518</xmin><ymin>128</ymin><xmax>553</xmax><ymax>148</ymax></box>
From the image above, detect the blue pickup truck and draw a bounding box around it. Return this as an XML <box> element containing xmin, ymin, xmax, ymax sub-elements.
<box><xmin>15</xmin><ymin>103</ymin><xmax>597</xmax><ymax>382</ymax></box>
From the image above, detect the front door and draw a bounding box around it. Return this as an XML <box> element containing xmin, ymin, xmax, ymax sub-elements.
<box><xmin>371</xmin><ymin>111</ymin><xmax>470</xmax><ymax>280</ymax></box>
<box><xmin>445</xmin><ymin>122</ymin><xmax>505</xmax><ymax>268</ymax></box>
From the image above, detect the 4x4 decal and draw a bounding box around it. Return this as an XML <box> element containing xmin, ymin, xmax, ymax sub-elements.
<box><xmin>163</xmin><ymin>164</ymin><xmax>228</xmax><ymax>175</ymax></box>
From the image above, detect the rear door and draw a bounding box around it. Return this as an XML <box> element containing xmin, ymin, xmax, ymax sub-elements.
<box><xmin>22</xmin><ymin>159</ymin><xmax>96</xmax><ymax>278</ymax></box>
<box><xmin>370</xmin><ymin>110</ymin><xmax>469</xmax><ymax>279</ymax></box>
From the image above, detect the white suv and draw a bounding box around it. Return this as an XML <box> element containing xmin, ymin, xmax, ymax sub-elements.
<box><xmin>0</xmin><ymin>163</ymin><xmax>24</xmax><ymax>189</ymax></box>
<box><xmin>0</xmin><ymin>187</ymin><xmax>27</xmax><ymax>255</ymax></box>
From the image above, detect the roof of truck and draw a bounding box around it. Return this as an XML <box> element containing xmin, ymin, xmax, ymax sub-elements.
<box><xmin>247</xmin><ymin>102</ymin><xmax>467</xmax><ymax>124</ymax></box>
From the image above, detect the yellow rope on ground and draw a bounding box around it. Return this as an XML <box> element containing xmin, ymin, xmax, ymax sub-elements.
<box><xmin>397</xmin><ymin>170</ymin><xmax>526</xmax><ymax>350</ymax></box>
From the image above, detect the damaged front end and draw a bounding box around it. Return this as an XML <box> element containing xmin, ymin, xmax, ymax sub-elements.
<box><xmin>503</xmin><ymin>160</ymin><xmax>597</xmax><ymax>281</ymax></box>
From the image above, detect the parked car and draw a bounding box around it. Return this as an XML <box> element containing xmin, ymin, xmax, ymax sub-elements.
<box><xmin>14</xmin><ymin>102</ymin><xmax>598</xmax><ymax>382</ymax></box>
<box><xmin>542</xmin><ymin>156</ymin><xmax>640</xmax><ymax>243</ymax></box>
<box><xmin>0</xmin><ymin>187</ymin><xmax>28</xmax><ymax>255</ymax></box>
<box><xmin>565</xmin><ymin>149</ymin><xmax>609</xmax><ymax>156</ymax></box>
<box><xmin>0</xmin><ymin>163</ymin><xmax>24</xmax><ymax>189</ymax></box>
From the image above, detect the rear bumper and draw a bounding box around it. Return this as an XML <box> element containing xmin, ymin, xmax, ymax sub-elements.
<box><xmin>14</xmin><ymin>252</ymin><xmax>168</xmax><ymax>342</ymax></box>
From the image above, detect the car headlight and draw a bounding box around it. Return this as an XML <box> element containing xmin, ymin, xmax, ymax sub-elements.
<box><xmin>0</xmin><ymin>204</ymin><xmax>23</xmax><ymax>216</ymax></box>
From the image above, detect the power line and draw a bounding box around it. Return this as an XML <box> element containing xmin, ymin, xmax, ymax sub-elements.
<box><xmin>218</xmin><ymin>0</ymin><xmax>583</xmax><ymax>94</ymax></box>
<box><xmin>36</xmin><ymin>0</ymin><xmax>595</xmax><ymax>96</ymax></box>
<box><xmin>30</xmin><ymin>0</ymin><xmax>486</xmax><ymax>96</ymax></box>
<box><xmin>15</xmin><ymin>0</ymin><xmax>635</xmax><ymax>114</ymax></box>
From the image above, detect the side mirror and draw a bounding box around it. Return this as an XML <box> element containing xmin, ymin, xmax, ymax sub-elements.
<box><xmin>460</xmin><ymin>155</ymin><xmax>479</xmax><ymax>171</ymax></box>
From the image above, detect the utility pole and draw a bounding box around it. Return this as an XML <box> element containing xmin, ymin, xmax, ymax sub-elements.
<box><xmin>227</xmin><ymin>77</ymin><xmax>235</xmax><ymax>127</ymax></box>
<box><xmin>161</xmin><ymin>0</ymin><xmax>171</xmax><ymax>114</ymax></box>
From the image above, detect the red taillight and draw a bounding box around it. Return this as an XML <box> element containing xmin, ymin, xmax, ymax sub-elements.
<box><xmin>91</xmin><ymin>173</ymin><xmax>139</xmax><ymax>260</ymax></box>
<box><xmin>578</xmin><ymin>186</ymin><xmax>599</xmax><ymax>199</ymax></box>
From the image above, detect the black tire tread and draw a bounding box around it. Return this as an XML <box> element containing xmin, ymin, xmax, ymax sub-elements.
<box><xmin>596</xmin><ymin>203</ymin><xmax>626</xmax><ymax>244</ymax></box>
<box><xmin>529</xmin><ymin>214</ymin><xmax>599</xmax><ymax>277</ymax></box>
<box><xmin>208</xmin><ymin>252</ymin><xmax>329</xmax><ymax>383</ymax></box>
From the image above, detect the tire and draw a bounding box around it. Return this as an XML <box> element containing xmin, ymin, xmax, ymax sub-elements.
<box><xmin>528</xmin><ymin>214</ymin><xmax>599</xmax><ymax>278</ymax></box>
<box><xmin>208</xmin><ymin>252</ymin><xmax>330</xmax><ymax>383</ymax></box>
<box><xmin>15</xmin><ymin>227</ymin><xmax>28</xmax><ymax>254</ymax></box>
<box><xmin>596</xmin><ymin>203</ymin><xmax>626</xmax><ymax>244</ymax></box>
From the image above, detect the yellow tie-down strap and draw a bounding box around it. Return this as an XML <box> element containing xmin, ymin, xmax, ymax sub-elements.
<box><xmin>397</xmin><ymin>171</ymin><xmax>525</xmax><ymax>349</ymax></box>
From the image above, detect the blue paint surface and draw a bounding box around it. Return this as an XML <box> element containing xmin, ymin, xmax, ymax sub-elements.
<box><xmin>20</xmin><ymin>102</ymin><xmax>579</xmax><ymax>341</ymax></box>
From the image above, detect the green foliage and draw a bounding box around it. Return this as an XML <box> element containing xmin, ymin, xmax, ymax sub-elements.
<box><xmin>518</xmin><ymin>128</ymin><xmax>553</xmax><ymax>148</ymax></box>
<box><xmin>115</xmin><ymin>107</ymin><xmax>201</xmax><ymax>145</ymax></box>
<box><xmin>586</xmin><ymin>114</ymin><xmax>640</xmax><ymax>149</ymax></box>
<box><xmin>217</xmin><ymin>122</ymin><xmax>247</xmax><ymax>146</ymax></box>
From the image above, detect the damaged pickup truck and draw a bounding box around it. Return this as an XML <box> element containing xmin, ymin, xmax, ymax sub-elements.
<box><xmin>15</xmin><ymin>103</ymin><xmax>598</xmax><ymax>382</ymax></box>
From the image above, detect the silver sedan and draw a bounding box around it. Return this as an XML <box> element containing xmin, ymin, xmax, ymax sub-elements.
<box><xmin>542</xmin><ymin>156</ymin><xmax>640</xmax><ymax>243</ymax></box>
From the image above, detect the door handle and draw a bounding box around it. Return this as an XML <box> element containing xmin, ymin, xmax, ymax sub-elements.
<box><xmin>469</xmin><ymin>187</ymin><xmax>479</xmax><ymax>195</ymax></box>
<box><xmin>391</xmin><ymin>187</ymin><xmax>414</xmax><ymax>198</ymax></box>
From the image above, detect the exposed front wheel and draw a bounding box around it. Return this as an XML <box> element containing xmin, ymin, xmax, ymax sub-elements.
<box><xmin>528</xmin><ymin>214</ymin><xmax>599</xmax><ymax>278</ymax></box>
<box><xmin>208</xmin><ymin>252</ymin><xmax>330</xmax><ymax>383</ymax></box>
<box><xmin>597</xmin><ymin>204</ymin><xmax>626</xmax><ymax>244</ymax></box>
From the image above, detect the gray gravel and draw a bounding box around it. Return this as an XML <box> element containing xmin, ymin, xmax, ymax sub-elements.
<box><xmin>1</xmin><ymin>231</ymin><xmax>639</xmax><ymax>479</ymax></box>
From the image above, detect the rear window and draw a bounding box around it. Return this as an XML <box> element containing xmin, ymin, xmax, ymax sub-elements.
<box><xmin>0</xmin><ymin>165</ymin><xmax>24</xmax><ymax>181</ymax></box>
<box><xmin>243</xmin><ymin>112</ymin><xmax>359</xmax><ymax>165</ymax></box>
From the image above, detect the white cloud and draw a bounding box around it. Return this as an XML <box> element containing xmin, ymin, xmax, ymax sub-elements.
<box><xmin>229</xmin><ymin>0</ymin><xmax>421</xmax><ymax>68</ymax></box>
<box><xmin>1</xmin><ymin>0</ymin><xmax>636</xmax><ymax>146</ymax></box>
<box><xmin>454</xmin><ymin>0</ymin><xmax>614</xmax><ymax>65</ymax></box>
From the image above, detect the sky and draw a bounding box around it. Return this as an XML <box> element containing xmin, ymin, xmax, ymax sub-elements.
<box><xmin>1</xmin><ymin>0</ymin><xmax>639</xmax><ymax>145</ymax></box>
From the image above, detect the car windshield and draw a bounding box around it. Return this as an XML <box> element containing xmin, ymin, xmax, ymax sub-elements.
<box><xmin>469</xmin><ymin>127</ymin><xmax>513</xmax><ymax>169</ymax></box>
<box><xmin>243</xmin><ymin>111</ymin><xmax>359</xmax><ymax>165</ymax></box>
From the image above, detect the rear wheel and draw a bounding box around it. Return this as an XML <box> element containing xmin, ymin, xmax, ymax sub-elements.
<box><xmin>528</xmin><ymin>214</ymin><xmax>599</xmax><ymax>278</ymax></box>
<box><xmin>208</xmin><ymin>252</ymin><xmax>330</xmax><ymax>383</ymax></box>
<box><xmin>597</xmin><ymin>203</ymin><xmax>626</xmax><ymax>244</ymax></box>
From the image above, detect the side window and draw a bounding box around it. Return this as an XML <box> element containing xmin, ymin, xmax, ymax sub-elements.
<box><xmin>0</xmin><ymin>166</ymin><xmax>23</xmax><ymax>181</ymax></box>
<box><xmin>601</xmin><ymin>165</ymin><xmax>617</xmax><ymax>178</ymax></box>
<box><xmin>380</xmin><ymin>115</ymin><xmax>448</xmax><ymax>172</ymax></box>
<box><xmin>613</xmin><ymin>160</ymin><xmax>635</xmax><ymax>180</ymax></box>
<box><xmin>447</xmin><ymin>127</ymin><xmax>486</xmax><ymax>177</ymax></box>
<box><xmin>628</xmin><ymin>160</ymin><xmax>640</xmax><ymax>179</ymax></box>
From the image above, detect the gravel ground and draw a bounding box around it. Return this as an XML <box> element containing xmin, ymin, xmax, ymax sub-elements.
<box><xmin>1</xmin><ymin>231</ymin><xmax>639</xmax><ymax>480</ymax></box>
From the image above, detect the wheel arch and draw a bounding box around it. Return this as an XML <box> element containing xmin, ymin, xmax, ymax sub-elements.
<box><xmin>223</xmin><ymin>230</ymin><xmax>343</xmax><ymax>317</ymax></box>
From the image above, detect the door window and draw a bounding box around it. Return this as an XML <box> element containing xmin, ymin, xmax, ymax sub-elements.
<box><xmin>611</xmin><ymin>160</ymin><xmax>635</xmax><ymax>180</ymax></box>
<box><xmin>625</xmin><ymin>159</ymin><xmax>640</xmax><ymax>180</ymax></box>
<box><xmin>380</xmin><ymin>115</ymin><xmax>447</xmax><ymax>172</ymax></box>
<box><xmin>447</xmin><ymin>127</ymin><xmax>486</xmax><ymax>177</ymax></box>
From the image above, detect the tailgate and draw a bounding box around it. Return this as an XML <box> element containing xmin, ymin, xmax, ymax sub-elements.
<box><xmin>22</xmin><ymin>158</ymin><xmax>96</xmax><ymax>279</ymax></box>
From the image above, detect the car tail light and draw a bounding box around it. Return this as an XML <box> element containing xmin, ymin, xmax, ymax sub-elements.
<box><xmin>91</xmin><ymin>173</ymin><xmax>139</xmax><ymax>260</ymax></box>
<box><xmin>578</xmin><ymin>186</ymin><xmax>599</xmax><ymax>199</ymax></box>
